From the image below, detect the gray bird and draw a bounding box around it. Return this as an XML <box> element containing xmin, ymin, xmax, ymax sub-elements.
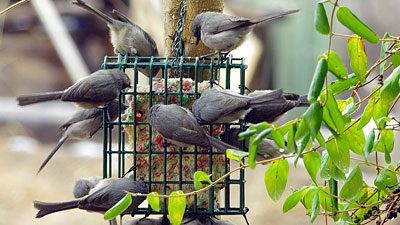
<box><xmin>72</xmin><ymin>0</ymin><xmax>159</xmax><ymax>76</ymax></box>
<box><xmin>17</xmin><ymin>69</ymin><xmax>130</xmax><ymax>108</ymax></box>
<box><xmin>34</xmin><ymin>178</ymin><xmax>148</xmax><ymax>218</ymax></box>
<box><xmin>191</xmin><ymin>10</ymin><xmax>299</xmax><ymax>53</ymax></box>
<box><xmin>192</xmin><ymin>88</ymin><xmax>283</xmax><ymax>123</ymax></box>
<box><xmin>149</xmin><ymin>104</ymin><xmax>237</xmax><ymax>152</ymax></box>
<box><xmin>220</xmin><ymin>127</ymin><xmax>284</xmax><ymax>161</ymax></box>
<box><xmin>37</xmin><ymin>100</ymin><xmax>126</xmax><ymax>174</ymax></box>
<box><xmin>73</xmin><ymin>176</ymin><xmax>103</xmax><ymax>198</ymax></box>
<box><xmin>244</xmin><ymin>90</ymin><xmax>309</xmax><ymax>124</ymax></box>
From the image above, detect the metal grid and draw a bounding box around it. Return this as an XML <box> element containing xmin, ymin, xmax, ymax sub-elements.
<box><xmin>101</xmin><ymin>55</ymin><xmax>248</xmax><ymax>216</ymax></box>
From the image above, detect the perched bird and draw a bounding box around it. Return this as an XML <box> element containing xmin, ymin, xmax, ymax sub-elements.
<box><xmin>149</xmin><ymin>104</ymin><xmax>237</xmax><ymax>152</ymax></box>
<box><xmin>37</xmin><ymin>100</ymin><xmax>126</xmax><ymax>174</ymax></box>
<box><xmin>73</xmin><ymin>176</ymin><xmax>102</xmax><ymax>198</ymax></box>
<box><xmin>220</xmin><ymin>127</ymin><xmax>284</xmax><ymax>161</ymax></box>
<box><xmin>192</xmin><ymin>88</ymin><xmax>283</xmax><ymax>123</ymax></box>
<box><xmin>244</xmin><ymin>91</ymin><xmax>309</xmax><ymax>124</ymax></box>
<box><xmin>191</xmin><ymin>10</ymin><xmax>299</xmax><ymax>53</ymax></box>
<box><xmin>34</xmin><ymin>178</ymin><xmax>148</xmax><ymax>218</ymax></box>
<box><xmin>72</xmin><ymin>0</ymin><xmax>160</xmax><ymax>76</ymax></box>
<box><xmin>17</xmin><ymin>69</ymin><xmax>130</xmax><ymax>108</ymax></box>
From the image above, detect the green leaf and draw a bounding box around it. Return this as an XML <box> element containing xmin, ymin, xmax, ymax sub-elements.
<box><xmin>319</xmin><ymin>151</ymin><xmax>346</xmax><ymax>181</ymax></box>
<box><xmin>327</xmin><ymin>74</ymin><xmax>359</xmax><ymax>96</ymax></box>
<box><xmin>374</xmin><ymin>66</ymin><xmax>400</xmax><ymax>120</ymax></box>
<box><xmin>238</xmin><ymin>129</ymin><xmax>257</xmax><ymax>140</ymax></box>
<box><xmin>303</xmin><ymin>151</ymin><xmax>321</xmax><ymax>184</ymax></box>
<box><xmin>323</xmin><ymin>92</ymin><xmax>346</xmax><ymax>133</ymax></box>
<box><xmin>301</xmin><ymin>186</ymin><xmax>317</xmax><ymax>212</ymax></box>
<box><xmin>391</xmin><ymin>44</ymin><xmax>400</xmax><ymax>68</ymax></box>
<box><xmin>340</xmin><ymin>165</ymin><xmax>363</xmax><ymax>200</ymax></box>
<box><xmin>104</xmin><ymin>194</ymin><xmax>132</xmax><ymax>220</ymax></box>
<box><xmin>283</xmin><ymin>187</ymin><xmax>308</xmax><ymax>213</ymax></box>
<box><xmin>316</xmin><ymin>131</ymin><xmax>326</xmax><ymax>148</ymax></box>
<box><xmin>377</xmin><ymin>117</ymin><xmax>392</xmax><ymax>129</ymax></box>
<box><xmin>358</xmin><ymin>90</ymin><xmax>378</xmax><ymax>129</ymax></box>
<box><xmin>277</xmin><ymin>120</ymin><xmax>297</xmax><ymax>135</ymax></box>
<box><xmin>226</xmin><ymin>149</ymin><xmax>249</xmax><ymax>164</ymax></box>
<box><xmin>314</xmin><ymin>3</ymin><xmax>330</xmax><ymax>35</ymax></box>
<box><xmin>303</xmin><ymin>102</ymin><xmax>324</xmax><ymax>139</ymax></box>
<box><xmin>253</xmin><ymin>128</ymin><xmax>272</xmax><ymax>144</ymax></box>
<box><xmin>193</xmin><ymin>171</ymin><xmax>212</xmax><ymax>190</ymax></box>
<box><xmin>147</xmin><ymin>192</ymin><xmax>160</xmax><ymax>212</ymax></box>
<box><xmin>363</xmin><ymin>129</ymin><xmax>375</xmax><ymax>164</ymax></box>
<box><xmin>319</xmin><ymin>187</ymin><xmax>333</xmax><ymax>212</ymax></box>
<box><xmin>168</xmin><ymin>191</ymin><xmax>186</xmax><ymax>225</ymax></box>
<box><xmin>295</xmin><ymin>133</ymin><xmax>310</xmax><ymax>166</ymax></box>
<box><xmin>321</xmin><ymin>51</ymin><xmax>348</xmax><ymax>78</ymax></box>
<box><xmin>250</xmin><ymin>122</ymin><xmax>272</xmax><ymax>131</ymax></box>
<box><xmin>271</xmin><ymin>129</ymin><xmax>285</xmax><ymax>149</ymax></box>
<box><xmin>287</xmin><ymin>124</ymin><xmax>297</xmax><ymax>154</ymax></box>
<box><xmin>344</xmin><ymin>121</ymin><xmax>365</xmax><ymax>155</ymax></box>
<box><xmin>374</xmin><ymin>168</ymin><xmax>398</xmax><ymax>191</ymax></box>
<box><xmin>250</xmin><ymin>128</ymin><xmax>272</xmax><ymax>169</ymax></box>
<box><xmin>374</xmin><ymin>129</ymin><xmax>394</xmax><ymax>164</ymax></box>
<box><xmin>347</xmin><ymin>37</ymin><xmax>368</xmax><ymax>82</ymax></box>
<box><xmin>248</xmin><ymin>134</ymin><xmax>257</xmax><ymax>169</ymax></box>
<box><xmin>264</xmin><ymin>158</ymin><xmax>289</xmax><ymax>201</ymax></box>
<box><xmin>308</xmin><ymin>58</ymin><xmax>328</xmax><ymax>103</ymax></box>
<box><xmin>326</xmin><ymin>135</ymin><xmax>350</xmax><ymax>173</ymax></box>
<box><xmin>310</xmin><ymin>188</ymin><xmax>320</xmax><ymax>223</ymax></box>
<box><xmin>336</xmin><ymin>7</ymin><xmax>379</xmax><ymax>44</ymax></box>
<box><xmin>380</xmin><ymin>33</ymin><xmax>392</xmax><ymax>74</ymax></box>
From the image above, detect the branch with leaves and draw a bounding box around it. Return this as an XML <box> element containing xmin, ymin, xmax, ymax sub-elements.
<box><xmin>104</xmin><ymin>1</ymin><xmax>400</xmax><ymax>225</ymax></box>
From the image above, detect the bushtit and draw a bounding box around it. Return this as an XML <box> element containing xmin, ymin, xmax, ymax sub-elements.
<box><xmin>192</xmin><ymin>88</ymin><xmax>283</xmax><ymax>123</ymax></box>
<box><xmin>73</xmin><ymin>176</ymin><xmax>102</xmax><ymax>198</ymax></box>
<box><xmin>191</xmin><ymin>10</ymin><xmax>299</xmax><ymax>53</ymax></box>
<box><xmin>37</xmin><ymin>100</ymin><xmax>126</xmax><ymax>174</ymax></box>
<box><xmin>220</xmin><ymin>127</ymin><xmax>284</xmax><ymax>161</ymax></box>
<box><xmin>34</xmin><ymin>178</ymin><xmax>148</xmax><ymax>218</ymax></box>
<box><xmin>149</xmin><ymin>104</ymin><xmax>237</xmax><ymax>153</ymax></box>
<box><xmin>17</xmin><ymin>69</ymin><xmax>130</xmax><ymax>108</ymax></box>
<box><xmin>72</xmin><ymin>0</ymin><xmax>159</xmax><ymax>77</ymax></box>
<box><xmin>244</xmin><ymin>91</ymin><xmax>309</xmax><ymax>124</ymax></box>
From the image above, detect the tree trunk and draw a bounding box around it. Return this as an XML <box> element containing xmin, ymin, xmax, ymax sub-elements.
<box><xmin>163</xmin><ymin>0</ymin><xmax>223</xmax><ymax>57</ymax></box>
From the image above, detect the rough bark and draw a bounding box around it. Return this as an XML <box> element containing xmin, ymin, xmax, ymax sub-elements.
<box><xmin>163</xmin><ymin>0</ymin><xmax>223</xmax><ymax>57</ymax></box>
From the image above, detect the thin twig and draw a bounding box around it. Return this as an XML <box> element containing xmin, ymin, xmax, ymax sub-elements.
<box><xmin>0</xmin><ymin>0</ymin><xmax>29</xmax><ymax>16</ymax></box>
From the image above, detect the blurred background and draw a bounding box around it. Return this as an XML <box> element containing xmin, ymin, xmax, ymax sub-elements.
<box><xmin>0</xmin><ymin>0</ymin><xmax>399</xmax><ymax>225</ymax></box>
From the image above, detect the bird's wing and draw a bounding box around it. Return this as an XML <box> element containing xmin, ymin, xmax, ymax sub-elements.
<box><xmin>111</xmin><ymin>9</ymin><xmax>133</xmax><ymax>24</ymax></box>
<box><xmin>62</xmin><ymin>76</ymin><xmax>117</xmax><ymax>103</ymax></box>
<box><xmin>197</xmin><ymin>91</ymin><xmax>249</xmax><ymax>122</ymax></box>
<box><xmin>208</xmin><ymin>15</ymin><xmax>253</xmax><ymax>34</ymax></box>
<box><xmin>59</xmin><ymin>108</ymin><xmax>102</xmax><ymax>130</ymax></box>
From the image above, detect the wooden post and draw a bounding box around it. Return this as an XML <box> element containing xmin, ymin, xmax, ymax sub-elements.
<box><xmin>163</xmin><ymin>0</ymin><xmax>223</xmax><ymax>57</ymax></box>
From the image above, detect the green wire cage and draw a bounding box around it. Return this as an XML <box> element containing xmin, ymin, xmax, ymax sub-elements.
<box><xmin>100</xmin><ymin>54</ymin><xmax>249</xmax><ymax>216</ymax></box>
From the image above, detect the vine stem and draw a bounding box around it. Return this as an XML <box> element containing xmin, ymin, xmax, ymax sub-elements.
<box><xmin>323</xmin><ymin>0</ymin><xmax>339</xmax><ymax>106</ymax></box>
<box><xmin>332</xmin><ymin>32</ymin><xmax>400</xmax><ymax>42</ymax></box>
<box><xmin>0</xmin><ymin>0</ymin><xmax>29</xmax><ymax>16</ymax></box>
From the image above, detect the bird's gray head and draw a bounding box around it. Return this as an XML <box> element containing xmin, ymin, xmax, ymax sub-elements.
<box><xmin>73</xmin><ymin>179</ymin><xmax>94</xmax><ymax>198</ymax></box>
<box><xmin>106</xmin><ymin>100</ymin><xmax>128</xmax><ymax>120</ymax></box>
<box><xmin>111</xmin><ymin>69</ymin><xmax>131</xmax><ymax>89</ymax></box>
<box><xmin>191</xmin><ymin>13</ymin><xmax>203</xmax><ymax>45</ymax></box>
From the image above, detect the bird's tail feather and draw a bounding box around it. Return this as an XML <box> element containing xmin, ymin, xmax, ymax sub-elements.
<box><xmin>251</xmin><ymin>9</ymin><xmax>300</xmax><ymax>24</ymax></box>
<box><xmin>248</xmin><ymin>89</ymin><xmax>284</xmax><ymax>105</ymax></box>
<box><xmin>72</xmin><ymin>0</ymin><xmax>114</xmax><ymax>24</ymax></box>
<box><xmin>298</xmin><ymin>95</ymin><xmax>310</xmax><ymax>107</ymax></box>
<box><xmin>34</xmin><ymin>199</ymin><xmax>79</xmax><ymax>218</ymax></box>
<box><xmin>17</xmin><ymin>91</ymin><xmax>63</xmax><ymax>106</ymax></box>
<box><xmin>207</xmin><ymin>135</ymin><xmax>239</xmax><ymax>153</ymax></box>
<box><xmin>37</xmin><ymin>135</ymin><xmax>69</xmax><ymax>174</ymax></box>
